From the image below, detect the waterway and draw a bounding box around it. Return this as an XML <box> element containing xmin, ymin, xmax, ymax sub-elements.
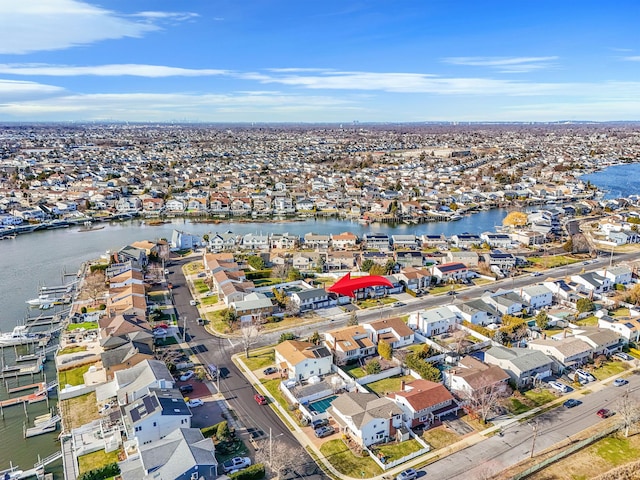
<box><xmin>580</xmin><ymin>162</ymin><xmax>640</xmax><ymax>199</ymax></box>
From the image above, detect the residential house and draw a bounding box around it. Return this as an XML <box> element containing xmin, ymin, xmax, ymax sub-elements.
<box><xmin>395</xmin><ymin>267</ymin><xmax>431</xmax><ymax>291</ymax></box>
<box><xmin>292</xmin><ymin>252</ymin><xmax>322</xmax><ymax>271</ymax></box>
<box><xmin>570</xmin><ymin>272</ymin><xmax>612</xmax><ymax>294</ymax></box>
<box><xmin>122</xmin><ymin>389</ymin><xmax>192</xmax><ymax>445</ymax></box>
<box><xmin>510</xmin><ymin>230</ymin><xmax>547</xmax><ymax>247</ymax></box>
<box><xmin>484</xmin><ymin>346</ymin><xmax>553</xmax><ymax>387</ymax></box>
<box><xmin>274</xmin><ymin>340</ymin><xmax>333</xmax><ymax>381</ymax></box>
<box><xmin>519</xmin><ymin>285</ymin><xmax>553</xmax><ymax>310</ymax></box>
<box><xmin>328</xmin><ymin>392</ymin><xmax>404</xmax><ymax>447</ymax></box>
<box><xmin>408</xmin><ymin>306</ymin><xmax>459</xmax><ymax>337</ymax></box>
<box><xmin>527</xmin><ymin>337</ymin><xmax>593</xmax><ymax>372</ymax></box>
<box><xmin>573</xmin><ymin>328</ymin><xmax>623</xmax><ymax>356</ymax></box>
<box><xmin>596</xmin><ymin>265</ymin><xmax>633</xmax><ymax>285</ymax></box>
<box><xmin>242</xmin><ymin>233</ymin><xmax>269</xmax><ymax>250</ymax></box>
<box><xmin>480</xmin><ymin>232</ymin><xmax>513</xmax><ymax>249</ymax></box>
<box><xmin>325</xmin><ymin>251</ymin><xmax>358</xmax><ymax>271</ymax></box>
<box><xmin>118</xmin><ymin>428</ymin><xmax>218</xmax><ymax>480</ymax></box>
<box><xmin>230</xmin><ymin>292</ymin><xmax>275</xmax><ymax>320</ymax></box>
<box><xmin>108</xmin><ymin>269</ymin><xmax>145</xmax><ymax>289</ymax></box>
<box><xmin>443</xmin><ymin>356</ymin><xmax>510</xmax><ymax>398</ymax></box>
<box><xmin>117</xmin><ymin>245</ymin><xmax>149</xmax><ymax>269</ymax></box>
<box><xmin>542</xmin><ymin>279</ymin><xmax>579</xmax><ymax>303</ymax></box>
<box><xmin>364</xmin><ymin>317</ymin><xmax>415</xmax><ymax>349</ymax></box>
<box><xmin>304</xmin><ymin>233</ymin><xmax>331</xmax><ymax>250</ymax></box>
<box><xmin>171</xmin><ymin>230</ymin><xmax>201</xmax><ymax>251</ymax></box>
<box><xmin>609</xmin><ymin>230</ymin><xmax>640</xmax><ymax>245</ymax></box>
<box><xmin>483</xmin><ymin>251</ymin><xmax>517</xmax><ymax>272</ymax></box>
<box><xmin>95</xmin><ymin>359</ymin><xmax>175</xmax><ymax>406</ymax></box>
<box><xmin>360</xmin><ymin>251</ymin><xmax>392</xmax><ymax>266</ymax></box>
<box><xmin>290</xmin><ymin>288</ymin><xmax>330</xmax><ymax>312</ymax></box>
<box><xmin>330</xmin><ymin>232</ymin><xmax>358</xmax><ymax>250</ymax></box>
<box><xmin>363</xmin><ymin>233</ymin><xmax>390</xmax><ymax>251</ymax></box>
<box><xmin>431</xmin><ymin>262</ymin><xmax>469</xmax><ymax>283</ymax></box>
<box><xmin>324</xmin><ymin>325</ymin><xmax>376</xmax><ymax>364</ymax></box>
<box><xmin>420</xmin><ymin>234</ymin><xmax>448</xmax><ymax>248</ymax></box>
<box><xmin>391</xmin><ymin>234</ymin><xmax>418</xmax><ymax>250</ymax></box>
<box><xmin>270</xmin><ymin>232</ymin><xmax>299</xmax><ymax>250</ymax></box>
<box><xmin>449</xmin><ymin>299</ymin><xmax>499</xmax><ymax>326</ymax></box>
<box><xmin>388</xmin><ymin>379</ymin><xmax>460</xmax><ymax>429</ymax></box>
<box><xmin>446</xmin><ymin>251</ymin><xmax>479</xmax><ymax>268</ymax></box>
<box><xmin>395</xmin><ymin>251</ymin><xmax>424</xmax><ymax>268</ymax></box>
<box><xmin>597</xmin><ymin>316</ymin><xmax>640</xmax><ymax>343</ymax></box>
<box><xmin>450</xmin><ymin>233</ymin><xmax>482</xmax><ymax>249</ymax></box>
<box><xmin>164</xmin><ymin>199</ymin><xmax>186</xmax><ymax>212</ymax></box>
<box><xmin>208</xmin><ymin>233</ymin><xmax>238</xmax><ymax>252</ymax></box>
<box><xmin>482</xmin><ymin>289</ymin><xmax>530</xmax><ymax>316</ymax></box>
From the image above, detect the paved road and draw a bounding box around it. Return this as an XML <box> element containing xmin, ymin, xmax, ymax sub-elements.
<box><xmin>167</xmin><ymin>257</ymin><xmax>327</xmax><ymax>479</ymax></box>
<box><xmin>428</xmin><ymin>373</ymin><xmax>640</xmax><ymax>479</ymax></box>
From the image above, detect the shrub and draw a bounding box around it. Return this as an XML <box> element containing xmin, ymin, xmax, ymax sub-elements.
<box><xmin>245</xmin><ymin>269</ymin><xmax>272</xmax><ymax>280</ymax></box>
<box><xmin>278</xmin><ymin>332</ymin><xmax>296</xmax><ymax>343</ymax></box>
<box><xmin>365</xmin><ymin>359</ymin><xmax>381</xmax><ymax>375</ymax></box>
<box><xmin>80</xmin><ymin>306</ymin><xmax>87</xmax><ymax>314</ymax></box>
<box><xmin>229</xmin><ymin>463</ymin><xmax>265</xmax><ymax>480</ymax></box>
<box><xmin>77</xmin><ymin>462</ymin><xmax>120</xmax><ymax>480</ymax></box>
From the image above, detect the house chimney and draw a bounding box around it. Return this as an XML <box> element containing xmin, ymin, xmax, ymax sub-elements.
<box><xmin>400</xmin><ymin>380</ymin><xmax>406</xmax><ymax>391</ymax></box>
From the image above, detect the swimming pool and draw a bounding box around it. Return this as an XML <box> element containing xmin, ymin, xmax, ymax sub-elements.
<box><xmin>308</xmin><ymin>395</ymin><xmax>338</xmax><ymax>414</ymax></box>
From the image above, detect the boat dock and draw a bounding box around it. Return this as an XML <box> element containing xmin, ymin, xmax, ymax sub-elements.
<box><xmin>0</xmin><ymin>358</ymin><xmax>44</xmax><ymax>380</ymax></box>
<box><xmin>7</xmin><ymin>382</ymin><xmax>45</xmax><ymax>394</ymax></box>
<box><xmin>25</xmin><ymin>314</ymin><xmax>65</xmax><ymax>328</ymax></box>
<box><xmin>24</xmin><ymin>413</ymin><xmax>60</xmax><ymax>438</ymax></box>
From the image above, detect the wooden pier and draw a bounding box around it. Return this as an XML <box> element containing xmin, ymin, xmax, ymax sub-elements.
<box><xmin>8</xmin><ymin>382</ymin><xmax>44</xmax><ymax>394</ymax></box>
<box><xmin>0</xmin><ymin>357</ymin><xmax>44</xmax><ymax>380</ymax></box>
<box><xmin>0</xmin><ymin>382</ymin><xmax>48</xmax><ymax>408</ymax></box>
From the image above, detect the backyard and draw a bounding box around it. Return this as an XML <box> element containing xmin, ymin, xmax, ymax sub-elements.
<box><xmin>421</xmin><ymin>426</ymin><xmax>461</xmax><ymax>450</ymax></box>
<box><xmin>58</xmin><ymin>391</ymin><xmax>99</xmax><ymax>430</ymax></box>
<box><xmin>506</xmin><ymin>388</ymin><xmax>557</xmax><ymax>415</ymax></box>
<box><xmin>319</xmin><ymin>439</ymin><xmax>382</xmax><ymax>478</ymax></box>
<box><xmin>77</xmin><ymin>449</ymin><xmax>119</xmax><ymax>476</ymax></box>
<box><xmin>241</xmin><ymin>348</ymin><xmax>275</xmax><ymax>371</ymax></box>
<box><xmin>371</xmin><ymin>438</ymin><xmax>424</xmax><ymax>464</ymax></box>
<box><xmin>365</xmin><ymin>375</ymin><xmax>416</xmax><ymax>396</ymax></box>
<box><xmin>59</xmin><ymin>362</ymin><xmax>97</xmax><ymax>386</ymax></box>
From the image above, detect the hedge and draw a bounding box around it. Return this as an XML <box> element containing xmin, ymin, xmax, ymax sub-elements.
<box><xmin>228</xmin><ymin>463</ymin><xmax>265</xmax><ymax>480</ymax></box>
<box><xmin>78</xmin><ymin>462</ymin><xmax>120</xmax><ymax>480</ymax></box>
<box><xmin>245</xmin><ymin>270</ymin><xmax>272</xmax><ymax>280</ymax></box>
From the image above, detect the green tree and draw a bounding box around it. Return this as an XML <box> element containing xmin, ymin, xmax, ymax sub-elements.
<box><xmin>576</xmin><ymin>298</ymin><xmax>595</xmax><ymax>313</ymax></box>
<box><xmin>308</xmin><ymin>331</ymin><xmax>321</xmax><ymax>345</ymax></box>
<box><xmin>377</xmin><ymin>338</ymin><xmax>393</xmax><ymax>360</ymax></box>
<box><xmin>216</xmin><ymin>421</ymin><xmax>231</xmax><ymax>442</ymax></box>
<box><xmin>384</xmin><ymin>259</ymin><xmax>397</xmax><ymax>275</ymax></box>
<box><xmin>361</xmin><ymin>259</ymin><xmax>375</xmax><ymax>272</ymax></box>
<box><xmin>247</xmin><ymin>255</ymin><xmax>266</xmax><ymax>270</ymax></box>
<box><xmin>272</xmin><ymin>288</ymin><xmax>287</xmax><ymax>308</ymax></box>
<box><xmin>221</xmin><ymin>308</ymin><xmax>237</xmax><ymax>328</ymax></box>
<box><xmin>286</xmin><ymin>268</ymin><xmax>303</xmax><ymax>281</ymax></box>
<box><xmin>279</xmin><ymin>332</ymin><xmax>296</xmax><ymax>343</ymax></box>
<box><xmin>369</xmin><ymin>264</ymin><xmax>386</xmax><ymax>276</ymax></box>
<box><xmin>536</xmin><ymin>310</ymin><xmax>549</xmax><ymax>330</ymax></box>
<box><xmin>563</xmin><ymin>237</ymin><xmax>573</xmax><ymax>252</ymax></box>
<box><xmin>405</xmin><ymin>353</ymin><xmax>441</xmax><ymax>382</ymax></box>
<box><xmin>365</xmin><ymin>359</ymin><xmax>381</xmax><ymax>375</ymax></box>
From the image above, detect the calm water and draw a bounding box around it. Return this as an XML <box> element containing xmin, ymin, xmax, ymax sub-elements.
<box><xmin>580</xmin><ymin>163</ymin><xmax>640</xmax><ymax>199</ymax></box>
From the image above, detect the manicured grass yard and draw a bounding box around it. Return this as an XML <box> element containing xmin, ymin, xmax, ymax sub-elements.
<box><xmin>365</xmin><ymin>375</ymin><xmax>415</xmax><ymax>396</ymax></box>
<box><xmin>77</xmin><ymin>449</ymin><xmax>119</xmax><ymax>475</ymax></box>
<box><xmin>422</xmin><ymin>426</ymin><xmax>461</xmax><ymax>449</ymax></box>
<box><xmin>373</xmin><ymin>438</ymin><xmax>424</xmax><ymax>463</ymax></box>
<box><xmin>610</xmin><ymin>307</ymin><xmax>631</xmax><ymax>317</ymax></box>
<box><xmin>193</xmin><ymin>279</ymin><xmax>210</xmax><ymax>293</ymax></box>
<box><xmin>253</xmin><ymin>278</ymin><xmax>285</xmax><ymax>287</ymax></box>
<box><xmin>341</xmin><ymin>363</ymin><xmax>367</xmax><ymax>379</ymax></box>
<box><xmin>67</xmin><ymin>321</ymin><xmax>98</xmax><ymax>331</ymax></box>
<box><xmin>147</xmin><ymin>291</ymin><xmax>167</xmax><ymax>302</ymax></box>
<box><xmin>200</xmin><ymin>295</ymin><xmax>219</xmax><ymax>305</ymax></box>
<box><xmin>528</xmin><ymin>255</ymin><xmax>579</xmax><ymax>268</ymax></box>
<box><xmin>57</xmin><ymin>345</ymin><xmax>88</xmax><ymax>355</ymax></box>
<box><xmin>319</xmin><ymin>439</ymin><xmax>382</xmax><ymax>478</ymax></box>
<box><xmin>575</xmin><ymin>315</ymin><xmax>598</xmax><ymax>326</ymax></box>
<box><xmin>591</xmin><ymin>361</ymin><xmax>628</xmax><ymax>381</ymax></box>
<box><xmin>241</xmin><ymin>348</ymin><xmax>275</xmax><ymax>371</ymax></box>
<box><xmin>184</xmin><ymin>261</ymin><xmax>204</xmax><ymax>274</ymax></box>
<box><xmin>59</xmin><ymin>363</ymin><xmax>97</xmax><ymax>386</ymax></box>
<box><xmin>507</xmin><ymin>389</ymin><xmax>557</xmax><ymax>415</ymax></box>
<box><xmin>357</xmin><ymin>297</ymin><xmax>397</xmax><ymax>309</ymax></box>
<box><xmin>260</xmin><ymin>378</ymin><xmax>289</xmax><ymax>410</ymax></box>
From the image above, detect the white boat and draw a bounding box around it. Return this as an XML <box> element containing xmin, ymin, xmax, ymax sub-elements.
<box><xmin>0</xmin><ymin>326</ymin><xmax>39</xmax><ymax>347</ymax></box>
<box><xmin>26</xmin><ymin>293</ymin><xmax>62</xmax><ymax>306</ymax></box>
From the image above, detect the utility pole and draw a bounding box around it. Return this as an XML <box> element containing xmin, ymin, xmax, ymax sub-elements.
<box><xmin>183</xmin><ymin>316</ymin><xmax>187</xmax><ymax>342</ymax></box>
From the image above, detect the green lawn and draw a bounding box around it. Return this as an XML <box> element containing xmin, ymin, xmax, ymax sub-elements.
<box><xmin>253</xmin><ymin>278</ymin><xmax>285</xmax><ymax>287</ymax></box>
<box><xmin>184</xmin><ymin>261</ymin><xmax>203</xmax><ymax>274</ymax></box>
<box><xmin>241</xmin><ymin>349</ymin><xmax>275</xmax><ymax>371</ymax></box>
<box><xmin>341</xmin><ymin>363</ymin><xmax>367</xmax><ymax>379</ymax></box>
<box><xmin>154</xmin><ymin>336</ymin><xmax>179</xmax><ymax>346</ymax></box>
<box><xmin>372</xmin><ymin>439</ymin><xmax>424</xmax><ymax>463</ymax></box>
<box><xmin>59</xmin><ymin>363</ymin><xmax>97</xmax><ymax>386</ymax></box>
<box><xmin>609</xmin><ymin>307</ymin><xmax>631</xmax><ymax>318</ymax></box>
<box><xmin>67</xmin><ymin>322</ymin><xmax>98</xmax><ymax>331</ymax></box>
<box><xmin>58</xmin><ymin>345</ymin><xmax>88</xmax><ymax>355</ymax></box>
<box><xmin>147</xmin><ymin>291</ymin><xmax>167</xmax><ymax>302</ymax></box>
<box><xmin>206</xmin><ymin>310</ymin><xmax>232</xmax><ymax>334</ymax></box>
<box><xmin>575</xmin><ymin>315</ymin><xmax>598</xmax><ymax>326</ymax></box>
<box><xmin>591</xmin><ymin>361</ymin><xmax>628</xmax><ymax>381</ymax></box>
<box><xmin>528</xmin><ymin>255</ymin><xmax>579</xmax><ymax>268</ymax></box>
<box><xmin>364</xmin><ymin>375</ymin><xmax>415</xmax><ymax>396</ymax></box>
<box><xmin>594</xmin><ymin>436</ymin><xmax>640</xmax><ymax>465</ymax></box>
<box><xmin>524</xmin><ymin>388</ymin><xmax>557</xmax><ymax>406</ymax></box>
<box><xmin>507</xmin><ymin>398</ymin><xmax>531</xmax><ymax>415</ymax></box>
<box><xmin>260</xmin><ymin>378</ymin><xmax>289</xmax><ymax>410</ymax></box>
<box><xmin>357</xmin><ymin>297</ymin><xmax>397</xmax><ymax>309</ymax></box>
<box><xmin>319</xmin><ymin>440</ymin><xmax>382</xmax><ymax>478</ymax></box>
<box><xmin>193</xmin><ymin>279</ymin><xmax>210</xmax><ymax>293</ymax></box>
<box><xmin>77</xmin><ymin>449</ymin><xmax>119</xmax><ymax>475</ymax></box>
<box><xmin>200</xmin><ymin>295</ymin><xmax>219</xmax><ymax>306</ymax></box>
<box><xmin>422</xmin><ymin>426</ymin><xmax>460</xmax><ymax>449</ymax></box>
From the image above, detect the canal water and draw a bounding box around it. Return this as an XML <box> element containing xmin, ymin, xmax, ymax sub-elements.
<box><xmin>580</xmin><ymin>163</ymin><xmax>640</xmax><ymax>200</ymax></box>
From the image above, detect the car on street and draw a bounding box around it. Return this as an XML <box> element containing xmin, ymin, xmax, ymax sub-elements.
<box><xmin>263</xmin><ymin>366</ymin><xmax>278</xmax><ymax>375</ymax></box>
<box><xmin>196</xmin><ymin>317</ymin><xmax>205</xmax><ymax>325</ymax></box>
<box><xmin>613</xmin><ymin>352</ymin><xmax>632</xmax><ymax>361</ymax></box>
<box><xmin>447</xmin><ymin>290</ymin><xmax>457</xmax><ymax>295</ymax></box>
<box><xmin>222</xmin><ymin>457</ymin><xmax>251</xmax><ymax>473</ymax></box>
<box><xmin>597</xmin><ymin>408</ymin><xmax>613</xmax><ymax>418</ymax></box>
<box><xmin>548</xmin><ymin>381</ymin><xmax>570</xmax><ymax>393</ymax></box>
<box><xmin>254</xmin><ymin>394</ymin><xmax>267</xmax><ymax>405</ymax></box>
<box><xmin>314</xmin><ymin>425</ymin><xmax>335</xmax><ymax>438</ymax></box>
<box><xmin>180</xmin><ymin>370</ymin><xmax>195</xmax><ymax>382</ymax></box>
<box><xmin>531</xmin><ymin>271</ymin><xmax>542</xmax><ymax>277</ymax></box>
<box><xmin>613</xmin><ymin>378</ymin><xmax>629</xmax><ymax>387</ymax></box>
<box><xmin>563</xmin><ymin>399</ymin><xmax>582</xmax><ymax>408</ymax></box>
<box><xmin>179</xmin><ymin>384</ymin><xmax>194</xmax><ymax>394</ymax></box>
<box><xmin>187</xmin><ymin>398</ymin><xmax>204</xmax><ymax>408</ymax></box>
<box><xmin>311</xmin><ymin>418</ymin><xmax>329</xmax><ymax>429</ymax></box>
<box><xmin>392</xmin><ymin>302</ymin><xmax>406</xmax><ymax>307</ymax></box>
<box><xmin>396</xmin><ymin>468</ymin><xmax>418</xmax><ymax>480</ymax></box>
<box><xmin>189</xmin><ymin>299</ymin><xmax>198</xmax><ymax>306</ymax></box>
<box><xmin>152</xmin><ymin>328</ymin><xmax>167</xmax><ymax>336</ymax></box>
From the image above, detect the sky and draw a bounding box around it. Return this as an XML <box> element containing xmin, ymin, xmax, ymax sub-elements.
<box><xmin>1</xmin><ymin>0</ymin><xmax>639</xmax><ymax>123</ymax></box>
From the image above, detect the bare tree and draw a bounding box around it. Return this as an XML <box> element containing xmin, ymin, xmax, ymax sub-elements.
<box><xmin>284</xmin><ymin>297</ymin><xmax>300</xmax><ymax>317</ymax></box>
<box><xmin>451</xmin><ymin>328</ymin><xmax>468</xmax><ymax>356</ymax></box>
<box><xmin>240</xmin><ymin>321</ymin><xmax>261</xmax><ymax>358</ymax></box>
<box><xmin>462</xmin><ymin>378</ymin><xmax>511</xmax><ymax>424</ymax></box>
<box><xmin>84</xmin><ymin>271</ymin><xmax>107</xmax><ymax>306</ymax></box>
<box><xmin>615</xmin><ymin>391</ymin><xmax>640</xmax><ymax>437</ymax></box>
<box><xmin>255</xmin><ymin>438</ymin><xmax>305</xmax><ymax>479</ymax></box>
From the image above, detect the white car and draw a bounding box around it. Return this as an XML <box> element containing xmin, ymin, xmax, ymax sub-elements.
<box><xmin>180</xmin><ymin>370</ymin><xmax>195</xmax><ymax>382</ymax></box>
<box><xmin>222</xmin><ymin>456</ymin><xmax>251</xmax><ymax>473</ymax></box>
<box><xmin>548</xmin><ymin>381</ymin><xmax>569</xmax><ymax>393</ymax></box>
<box><xmin>187</xmin><ymin>398</ymin><xmax>204</xmax><ymax>408</ymax></box>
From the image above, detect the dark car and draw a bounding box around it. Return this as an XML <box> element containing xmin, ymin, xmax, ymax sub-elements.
<box><xmin>563</xmin><ymin>399</ymin><xmax>582</xmax><ymax>408</ymax></box>
<box><xmin>311</xmin><ymin>418</ymin><xmax>329</xmax><ymax>429</ymax></box>
<box><xmin>179</xmin><ymin>384</ymin><xmax>194</xmax><ymax>394</ymax></box>
<box><xmin>263</xmin><ymin>367</ymin><xmax>278</xmax><ymax>375</ymax></box>
<box><xmin>314</xmin><ymin>425</ymin><xmax>335</xmax><ymax>438</ymax></box>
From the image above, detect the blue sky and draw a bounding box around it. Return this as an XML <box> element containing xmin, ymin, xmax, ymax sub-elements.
<box><xmin>1</xmin><ymin>0</ymin><xmax>639</xmax><ymax>123</ymax></box>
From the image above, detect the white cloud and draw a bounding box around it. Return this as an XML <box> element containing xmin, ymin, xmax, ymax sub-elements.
<box><xmin>0</xmin><ymin>0</ymin><xmax>195</xmax><ymax>54</ymax></box>
<box><xmin>0</xmin><ymin>64</ymin><xmax>228</xmax><ymax>77</ymax></box>
<box><xmin>443</xmin><ymin>56</ymin><xmax>558</xmax><ymax>73</ymax></box>
<box><xmin>622</xmin><ymin>56</ymin><xmax>640</xmax><ymax>61</ymax></box>
<box><xmin>0</xmin><ymin>79</ymin><xmax>64</xmax><ymax>99</ymax></box>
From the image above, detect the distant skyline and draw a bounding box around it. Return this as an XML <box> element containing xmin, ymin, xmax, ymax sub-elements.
<box><xmin>1</xmin><ymin>1</ymin><xmax>639</xmax><ymax>123</ymax></box>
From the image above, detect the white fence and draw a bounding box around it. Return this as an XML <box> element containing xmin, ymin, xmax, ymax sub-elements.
<box><xmin>356</xmin><ymin>366</ymin><xmax>403</xmax><ymax>386</ymax></box>
<box><xmin>367</xmin><ymin>430</ymin><xmax>431</xmax><ymax>471</ymax></box>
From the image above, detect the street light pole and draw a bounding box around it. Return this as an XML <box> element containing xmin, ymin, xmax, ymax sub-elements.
<box><xmin>183</xmin><ymin>316</ymin><xmax>188</xmax><ymax>342</ymax></box>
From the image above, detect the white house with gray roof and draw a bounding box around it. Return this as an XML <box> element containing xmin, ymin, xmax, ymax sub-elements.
<box><xmin>95</xmin><ymin>359</ymin><xmax>175</xmax><ymax>405</ymax></box>
<box><xmin>118</xmin><ymin>428</ymin><xmax>218</xmax><ymax>480</ymax></box>
<box><xmin>570</xmin><ymin>272</ymin><xmax>612</xmax><ymax>294</ymax></box>
<box><xmin>230</xmin><ymin>292</ymin><xmax>274</xmax><ymax>320</ymax></box>
<box><xmin>408</xmin><ymin>306</ymin><xmax>459</xmax><ymax>337</ymax></box>
<box><xmin>519</xmin><ymin>285</ymin><xmax>553</xmax><ymax>310</ymax></box>
<box><xmin>290</xmin><ymin>287</ymin><xmax>331</xmax><ymax>312</ymax></box>
<box><xmin>527</xmin><ymin>337</ymin><xmax>593</xmax><ymax>371</ymax></box>
<box><xmin>328</xmin><ymin>392</ymin><xmax>403</xmax><ymax>447</ymax></box>
<box><xmin>482</xmin><ymin>290</ymin><xmax>530</xmax><ymax>316</ymax></box>
<box><xmin>573</xmin><ymin>328</ymin><xmax>623</xmax><ymax>356</ymax></box>
<box><xmin>449</xmin><ymin>299</ymin><xmax>499</xmax><ymax>326</ymax></box>
<box><xmin>596</xmin><ymin>265</ymin><xmax>633</xmax><ymax>285</ymax></box>
<box><xmin>484</xmin><ymin>346</ymin><xmax>553</xmax><ymax>387</ymax></box>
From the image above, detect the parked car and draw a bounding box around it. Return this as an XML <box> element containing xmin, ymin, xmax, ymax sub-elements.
<box><xmin>187</xmin><ymin>398</ymin><xmax>204</xmax><ymax>408</ymax></box>
<box><xmin>222</xmin><ymin>456</ymin><xmax>251</xmax><ymax>473</ymax></box>
<box><xmin>196</xmin><ymin>317</ymin><xmax>205</xmax><ymax>325</ymax></box>
<box><xmin>311</xmin><ymin>418</ymin><xmax>329</xmax><ymax>429</ymax></box>
<box><xmin>563</xmin><ymin>399</ymin><xmax>582</xmax><ymax>408</ymax></box>
<box><xmin>314</xmin><ymin>425</ymin><xmax>335</xmax><ymax>438</ymax></box>
<box><xmin>396</xmin><ymin>468</ymin><xmax>418</xmax><ymax>480</ymax></box>
<box><xmin>254</xmin><ymin>394</ymin><xmax>267</xmax><ymax>405</ymax></box>
<box><xmin>179</xmin><ymin>384</ymin><xmax>194</xmax><ymax>394</ymax></box>
<box><xmin>597</xmin><ymin>408</ymin><xmax>613</xmax><ymax>418</ymax></box>
<box><xmin>263</xmin><ymin>366</ymin><xmax>278</xmax><ymax>375</ymax></box>
<box><xmin>548</xmin><ymin>381</ymin><xmax>569</xmax><ymax>393</ymax></box>
<box><xmin>613</xmin><ymin>352</ymin><xmax>632</xmax><ymax>361</ymax></box>
<box><xmin>180</xmin><ymin>370</ymin><xmax>195</xmax><ymax>382</ymax></box>
<box><xmin>392</xmin><ymin>302</ymin><xmax>406</xmax><ymax>308</ymax></box>
<box><xmin>189</xmin><ymin>299</ymin><xmax>197</xmax><ymax>306</ymax></box>
<box><xmin>613</xmin><ymin>378</ymin><xmax>629</xmax><ymax>387</ymax></box>
<box><xmin>152</xmin><ymin>328</ymin><xmax>167</xmax><ymax>336</ymax></box>
<box><xmin>447</xmin><ymin>290</ymin><xmax>457</xmax><ymax>296</ymax></box>
<box><xmin>574</xmin><ymin>369</ymin><xmax>596</xmax><ymax>382</ymax></box>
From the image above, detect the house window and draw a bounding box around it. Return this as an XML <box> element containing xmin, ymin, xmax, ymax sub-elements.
<box><xmin>153</xmin><ymin>422</ymin><xmax>157</xmax><ymax>427</ymax></box>
<box><xmin>135</xmin><ymin>426</ymin><xmax>142</xmax><ymax>432</ymax></box>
